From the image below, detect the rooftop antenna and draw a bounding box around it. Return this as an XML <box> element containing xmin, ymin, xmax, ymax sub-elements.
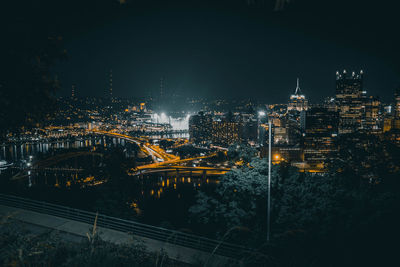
<box><xmin>109</xmin><ymin>69</ymin><xmax>113</xmax><ymax>99</ymax></box>
<box><xmin>160</xmin><ymin>77</ymin><xmax>164</xmax><ymax>99</ymax></box>
<box><xmin>295</xmin><ymin>78</ymin><xmax>301</xmax><ymax>94</ymax></box>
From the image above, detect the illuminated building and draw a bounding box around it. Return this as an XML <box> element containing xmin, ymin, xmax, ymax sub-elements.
<box><xmin>382</xmin><ymin>89</ymin><xmax>400</xmax><ymax>133</ymax></box>
<box><xmin>303</xmin><ymin>107</ymin><xmax>338</xmax><ymax>166</ymax></box>
<box><xmin>286</xmin><ymin>113</ymin><xmax>302</xmax><ymax>146</ymax></box>
<box><xmin>189</xmin><ymin>112</ymin><xmax>257</xmax><ymax>147</ymax></box>
<box><xmin>288</xmin><ymin>78</ymin><xmax>308</xmax><ymax>112</ymax></box>
<box><xmin>395</xmin><ymin>88</ymin><xmax>400</xmax><ymax>118</ymax></box>
<box><xmin>241</xmin><ymin>114</ymin><xmax>258</xmax><ymax>144</ymax></box>
<box><xmin>189</xmin><ymin>112</ymin><xmax>212</xmax><ymax>145</ymax></box>
<box><xmin>361</xmin><ymin>95</ymin><xmax>381</xmax><ymax>132</ymax></box>
<box><xmin>71</xmin><ymin>84</ymin><xmax>76</xmax><ymax>99</ymax></box>
<box><xmin>211</xmin><ymin>120</ymin><xmax>243</xmax><ymax>146</ymax></box>
<box><xmin>335</xmin><ymin>70</ymin><xmax>363</xmax><ymax>134</ymax></box>
<box><xmin>259</xmin><ymin>122</ymin><xmax>273</xmax><ymax>146</ymax></box>
<box><xmin>394</xmin><ymin>88</ymin><xmax>400</xmax><ymax>130</ymax></box>
<box><xmin>140</xmin><ymin>102</ymin><xmax>146</xmax><ymax>112</ymax></box>
<box><xmin>383</xmin><ymin>117</ymin><xmax>393</xmax><ymax>133</ymax></box>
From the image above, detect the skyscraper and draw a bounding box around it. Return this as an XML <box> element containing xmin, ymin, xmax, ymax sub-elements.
<box><xmin>393</xmin><ymin>88</ymin><xmax>400</xmax><ymax>131</ymax></box>
<box><xmin>361</xmin><ymin>95</ymin><xmax>381</xmax><ymax>132</ymax></box>
<box><xmin>109</xmin><ymin>69</ymin><xmax>113</xmax><ymax>99</ymax></box>
<box><xmin>335</xmin><ymin>70</ymin><xmax>363</xmax><ymax>134</ymax></box>
<box><xmin>395</xmin><ymin>87</ymin><xmax>400</xmax><ymax>118</ymax></box>
<box><xmin>303</xmin><ymin>107</ymin><xmax>338</xmax><ymax>168</ymax></box>
<box><xmin>71</xmin><ymin>84</ymin><xmax>76</xmax><ymax>99</ymax></box>
<box><xmin>287</xmin><ymin>78</ymin><xmax>308</xmax><ymax>112</ymax></box>
<box><xmin>189</xmin><ymin>112</ymin><xmax>213</xmax><ymax>145</ymax></box>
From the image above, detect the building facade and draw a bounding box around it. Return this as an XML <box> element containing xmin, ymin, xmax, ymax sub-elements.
<box><xmin>335</xmin><ymin>70</ymin><xmax>363</xmax><ymax>134</ymax></box>
<box><xmin>188</xmin><ymin>112</ymin><xmax>212</xmax><ymax>145</ymax></box>
<box><xmin>303</xmin><ymin>107</ymin><xmax>338</xmax><ymax>167</ymax></box>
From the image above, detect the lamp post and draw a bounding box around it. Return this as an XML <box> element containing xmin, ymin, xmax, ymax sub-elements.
<box><xmin>267</xmin><ymin>119</ymin><xmax>271</xmax><ymax>242</ymax></box>
<box><xmin>258</xmin><ymin>111</ymin><xmax>266</xmax><ymax>146</ymax></box>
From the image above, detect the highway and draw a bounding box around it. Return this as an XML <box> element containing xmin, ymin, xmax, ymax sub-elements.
<box><xmin>91</xmin><ymin>130</ymin><xmax>173</xmax><ymax>162</ymax></box>
<box><xmin>91</xmin><ymin>130</ymin><xmax>231</xmax><ymax>177</ymax></box>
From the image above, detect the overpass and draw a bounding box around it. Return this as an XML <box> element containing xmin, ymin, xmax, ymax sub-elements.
<box><xmin>134</xmin><ymin>165</ymin><xmax>230</xmax><ymax>178</ymax></box>
<box><xmin>90</xmin><ymin>130</ymin><xmax>175</xmax><ymax>162</ymax></box>
<box><xmin>92</xmin><ymin>130</ymin><xmax>231</xmax><ymax>176</ymax></box>
<box><xmin>0</xmin><ymin>194</ymin><xmax>260</xmax><ymax>266</ymax></box>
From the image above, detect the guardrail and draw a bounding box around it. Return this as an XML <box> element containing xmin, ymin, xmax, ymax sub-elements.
<box><xmin>0</xmin><ymin>193</ymin><xmax>253</xmax><ymax>259</ymax></box>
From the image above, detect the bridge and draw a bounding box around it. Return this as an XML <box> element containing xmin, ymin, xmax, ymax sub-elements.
<box><xmin>12</xmin><ymin>151</ymin><xmax>103</xmax><ymax>180</ymax></box>
<box><xmin>134</xmin><ymin>165</ymin><xmax>230</xmax><ymax>178</ymax></box>
<box><xmin>0</xmin><ymin>194</ymin><xmax>261</xmax><ymax>266</ymax></box>
<box><xmin>91</xmin><ymin>130</ymin><xmax>231</xmax><ymax>177</ymax></box>
<box><xmin>90</xmin><ymin>130</ymin><xmax>175</xmax><ymax>163</ymax></box>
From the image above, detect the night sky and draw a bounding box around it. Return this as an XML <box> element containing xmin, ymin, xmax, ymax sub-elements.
<box><xmin>3</xmin><ymin>0</ymin><xmax>400</xmax><ymax>103</ymax></box>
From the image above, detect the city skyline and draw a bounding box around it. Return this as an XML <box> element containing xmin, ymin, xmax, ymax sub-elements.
<box><xmin>2</xmin><ymin>1</ymin><xmax>400</xmax><ymax>266</ymax></box>
<box><xmin>63</xmin><ymin>70</ymin><xmax>399</xmax><ymax>105</ymax></box>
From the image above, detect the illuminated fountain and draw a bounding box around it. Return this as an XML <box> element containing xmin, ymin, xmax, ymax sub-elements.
<box><xmin>151</xmin><ymin>113</ymin><xmax>190</xmax><ymax>130</ymax></box>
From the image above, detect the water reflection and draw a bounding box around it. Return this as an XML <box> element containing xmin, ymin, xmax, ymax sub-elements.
<box><xmin>0</xmin><ymin>136</ymin><xmax>127</xmax><ymax>163</ymax></box>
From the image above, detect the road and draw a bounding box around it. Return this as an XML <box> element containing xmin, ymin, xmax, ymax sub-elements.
<box><xmin>91</xmin><ymin>130</ymin><xmax>231</xmax><ymax>177</ymax></box>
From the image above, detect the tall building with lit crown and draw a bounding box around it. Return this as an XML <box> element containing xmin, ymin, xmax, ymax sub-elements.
<box><xmin>335</xmin><ymin>70</ymin><xmax>363</xmax><ymax>134</ymax></box>
<box><xmin>288</xmin><ymin>78</ymin><xmax>308</xmax><ymax>112</ymax></box>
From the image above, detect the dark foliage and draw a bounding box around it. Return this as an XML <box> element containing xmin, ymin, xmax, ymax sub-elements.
<box><xmin>190</xmin><ymin>147</ymin><xmax>400</xmax><ymax>266</ymax></box>
<box><xmin>0</xmin><ymin>220</ymin><xmax>175</xmax><ymax>267</ymax></box>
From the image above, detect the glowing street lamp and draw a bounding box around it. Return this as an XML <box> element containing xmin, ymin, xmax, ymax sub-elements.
<box><xmin>257</xmin><ymin>111</ymin><xmax>266</xmax><ymax>145</ymax></box>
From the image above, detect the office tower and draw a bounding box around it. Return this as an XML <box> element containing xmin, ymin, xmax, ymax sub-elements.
<box><xmin>361</xmin><ymin>95</ymin><xmax>381</xmax><ymax>132</ymax></box>
<box><xmin>335</xmin><ymin>70</ymin><xmax>363</xmax><ymax>134</ymax></box>
<box><xmin>189</xmin><ymin>112</ymin><xmax>213</xmax><ymax>145</ymax></box>
<box><xmin>71</xmin><ymin>84</ymin><xmax>76</xmax><ymax>98</ymax></box>
<box><xmin>288</xmin><ymin>78</ymin><xmax>308</xmax><ymax>112</ymax></box>
<box><xmin>303</xmin><ymin>107</ymin><xmax>338</xmax><ymax>167</ymax></box>
<box><xmin>285</xmin><ymin>113</ymin><xmax>302</xmax><ymax>146</ymax></box>
<box><xmin>241</xmin><ymin>114</ymin><xmax>258</xmax><ymax>144</ymax></box>
<box><xmin>393</xmin><ymin>88</ymin><xmax>400</xmax><ymax>130</ymax></box>
<box><xmin>211</xmin><ymin>120</ymin><xmax>243</xmax><ymax>147</ymax></box>
<box><xmin>395</xmin><ymin>88</ymin><xmax>400</xmax><ymax>118</ymax></box>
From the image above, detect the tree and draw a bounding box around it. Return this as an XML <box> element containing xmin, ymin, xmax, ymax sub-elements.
<box><xmin>190</xmin><ymin>156</ymin><xmax>400</xmax><ymax>266</ymax></box>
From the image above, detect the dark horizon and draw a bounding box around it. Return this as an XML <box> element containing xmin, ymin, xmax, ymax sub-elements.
<box><xmin>3</xmin><ymin>0</ymin><xmax>400</xmax><ymax>103</ymax></box>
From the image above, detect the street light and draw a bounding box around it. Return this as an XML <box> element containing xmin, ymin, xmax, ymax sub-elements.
<box><xmin>257</xmin><ymin>111</ymin><xmax>266</xmax><ymax>146</ymax></box>
<box><xmin>267</xmin><ymin>119</ymin><xmax>271</xmax><ymax>242</ymax></box>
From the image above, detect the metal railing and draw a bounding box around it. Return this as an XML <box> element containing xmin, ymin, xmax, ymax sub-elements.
<box><xmin>0</xmin><ymin>193</ymin><xmax>253</xmax><ymax>259</ymax></box>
